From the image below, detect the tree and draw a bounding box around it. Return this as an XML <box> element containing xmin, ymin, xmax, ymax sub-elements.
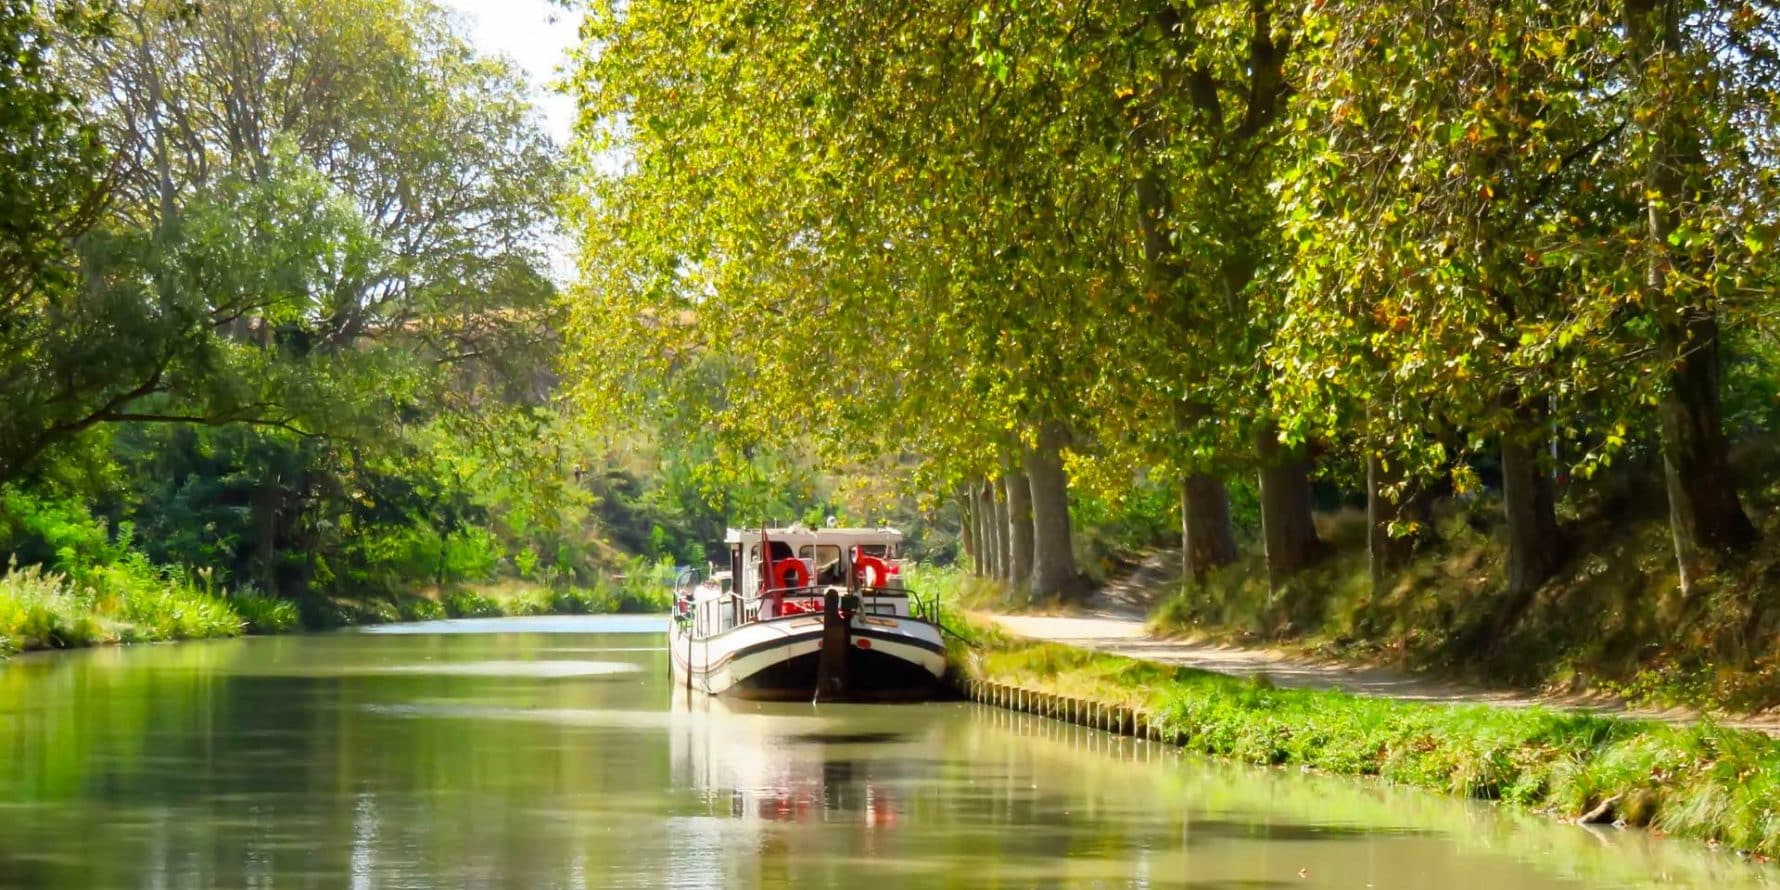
<box><xmin>1</xmin><ymin>0</ymin><xmax>562</xmax><ymax>487</ymax></box>
<box><xmin>1276</xmin><ymin>0</ymin><xmax>1638</xmax><ymax>600</ymax></box>
<box><xmin>1621</xmin><ymin>0</ymin><xmax>1762</xmax><ymax>593</ymax></box>
<box><xmin>1108</xmin><ymin>0</ymin><xmax>1317</xmax><ymax>588</ymax></box>
<box><xmin>567</xmin><ymin>0</ymin><xmax>1125</xmax><ymax>597</ymax></box>
<box><xmin>0</xmin><ymin>0</ymin><xmax>112</xmax><ymax>476</ymax></box>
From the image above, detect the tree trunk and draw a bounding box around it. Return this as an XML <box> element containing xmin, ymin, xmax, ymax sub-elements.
<box><xmin>1254</xmin><ymin>420</ymin><xmax>1321</xmax><ymax>589</ymax></box>
<box><xmin>1658</xmin><ymin>310</ymin><xmax>1757</xmax><ymax>591</ymax></box>
<box><xmin>1005</xmin><ymin>468</ymin><xmax>1034</xmax><ymax>589</ymax></box>
<box><xmin>1025</xmin><ymin>422</ymin><xmax>1080</xmax><ymax>599</ymax></box>
<box><xmin>253</xmin><ymin>475</ymin><xmax>282</xmax><ymax>594</ymax></box>
<box><xmin>980</xmin><ymin>480</ymin><xmax>1001</xmax><ymax>582</ymax></box>
<box><xmin>1182</xmin><ymin>472</ymin><xmax>1238</xmax><ymax>581</ymax></box>
<box><xmin>991</xmin><ymin>478</ymin><xmax>1012</xmax><ymax>582</ymax></box>
<box><xmin>1366</xmin><ymin>453</ymin><xmax>1419</xmax><ymax>597</ymax></box>
<box><xmin>1625</xmin><ymin>0</ymin><xmax>1758</xmax><ymax>594</ymax></box>
<box><xmin>958</xmin><ymin>493</ymin><xmax>979</xmax><ymax>575</ymax></box>
<box><xmin>968</xmin><ymin>484</ymin><xmax>989</xmax><ymax>577</ymax></box>
<box><xmin>1501</xmin><ymin>420</ymin><xmax>1565</xmax><ymax>601</ymax></box>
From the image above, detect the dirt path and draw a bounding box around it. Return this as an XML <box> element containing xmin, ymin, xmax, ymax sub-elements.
<box><xmin>984</xmin><ymin>550</ymin><xmax>1780</xmax><ymax>734</ymax></box>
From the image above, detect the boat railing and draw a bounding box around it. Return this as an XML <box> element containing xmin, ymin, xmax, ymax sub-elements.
<box><xmin>680</xmin><ymin>583</ymin><xmax>939</xmax><ymax>633</ymax></box>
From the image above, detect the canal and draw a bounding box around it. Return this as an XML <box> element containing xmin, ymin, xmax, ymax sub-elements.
<box><xmin>0</xmin><ymin>615</ymin><xmax>1769</xmax><ymax>888</ymax></box>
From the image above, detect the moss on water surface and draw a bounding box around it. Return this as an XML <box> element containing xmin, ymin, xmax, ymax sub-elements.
<box><xmin>951</xmin><ymin>619</ymin><xmax>1780</xmax><ymax>860</ymax></box>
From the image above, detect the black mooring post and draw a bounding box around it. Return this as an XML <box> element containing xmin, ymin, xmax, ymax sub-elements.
<box><xmin>813</xmin><ymin>589</ymin><xmax>850</xmax><ymax>703</ymax></box>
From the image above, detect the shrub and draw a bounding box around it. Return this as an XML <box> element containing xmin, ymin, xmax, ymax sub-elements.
<box><xmin>337</xmin><ymin>597</ymin><xmax>401</xmax><ymax>625</ymax></box>
<box><xmin>0</xmin><ymin>488</ymin><xmax>118</xmax><ymax>570</ymax></box>
<box><xmin>0</xmin><ymin>564</ymin><xmax>110</xmax><ymax>649</ymax></box>
<box><xmin>0</xmin><ymin>559</ymin><xmax>248</xmax><ymax>650</ymax></box>
<box><xmin>442</xmin><ymin>588</ymin><xmax>500</xmax><ymax>618</ymax></box>
<box><xmin>396</xmin><ymin>595</ymin><xmax>447</xmax><ymax>621</ymax></box>
<box><xmin>230</xmin><ymin>587</ymin><xmax>300</xmax><ymax>634</ymax></box>
<box><xmin>501</xmin><ymin>586</ymin><xmax>554</xmax><ymax>616</ymax></box>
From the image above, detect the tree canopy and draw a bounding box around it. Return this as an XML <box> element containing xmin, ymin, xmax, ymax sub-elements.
<box><xmin>567</xmin><ymin>0</ymin><xmax>1780</xmax><ymax>605</ymax></box>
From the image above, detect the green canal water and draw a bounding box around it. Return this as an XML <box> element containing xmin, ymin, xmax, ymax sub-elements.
<box><xmin>0</xmin><ymin>615</ymin><xmax>1771</xmax><ymax>888</ymax></box>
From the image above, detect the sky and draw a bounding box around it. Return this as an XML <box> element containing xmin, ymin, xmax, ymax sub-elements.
<box><xmin>438</xmin><ymin>0</ymin><xmax>581</xmax><ymax>145</ymax></box>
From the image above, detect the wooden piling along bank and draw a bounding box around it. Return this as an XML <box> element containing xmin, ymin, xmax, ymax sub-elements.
<box><xmin>956</xmin><ymin>677</ymin><xmax>1174</xmax><ymax>744</ymax></box>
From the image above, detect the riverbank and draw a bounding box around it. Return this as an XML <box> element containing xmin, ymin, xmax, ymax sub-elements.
<box><xmin>0</xmin><ymin>563</ymin><xmax>671</xmax><ymax>658</ymax></box>
<box><xmin>947</xmin><ymin>617</ymin><xmax>1780</xmax><ymax>860</ymax></box>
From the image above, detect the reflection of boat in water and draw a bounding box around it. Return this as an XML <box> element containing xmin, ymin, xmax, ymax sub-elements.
<box><xmin>668</xmin><ymin>691</ymin><xmax>918</xmax><ymax>830</ymax></box>
<box><xmin>667</xmin><ymin>526</ymin><xmax>946</xmax><ymax>701</ymax></box>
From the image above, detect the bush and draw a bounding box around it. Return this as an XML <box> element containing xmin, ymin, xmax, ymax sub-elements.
<box><xmin>615</xmin><ymin>558</ymin><xmax>675</xmax><ymax>612</ymax></box>
<box><xmin>0</xmin><ymin>564</ymin><xmax>110</xmax><ymax>649</ymax></box>
<box><xmin>230</xmin><ymin>587</ymin><xmax>300</xmax><ymax>634</ymax></box>
<box><xmin>0</xmin><ymin>488</ymin><xmax>118</xmax><ymax>570</ymax></box>
<box><xmin>0</xmin><ymin>559</ymin><xmax>248</xmax><ymax>651</ymax></box>
<box><xmin>500</xmin><ymin>586</ymin><xmax>554</xmax><ymax>616</ymax></box>
<box><xmin>337</xmin><ymin>597</ymin><xmax>402</xmax><ymax>625</ymax></box>
<box><xmin>396</xmin><ymin>595</ymin><xmax>447</xmax><ymax>621</ymax></box>
<box><xmin>99</xmin><ymin>565</ymin><xmax>243</xmax><ymax>641</ymax></box>
<box><xmin>442</xmin><ymin>588</ymin><xmax>500</xmax><ymax>618</ymax></box>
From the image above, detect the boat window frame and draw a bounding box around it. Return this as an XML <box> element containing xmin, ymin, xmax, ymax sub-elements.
<box><xmin>798</xmin><ymin>544</ymin><xmax>844</xmax><ymax>584</ymax></box>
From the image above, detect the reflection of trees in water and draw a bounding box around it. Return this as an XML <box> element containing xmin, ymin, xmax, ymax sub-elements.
<box><xmin>0</xmin><ymin>632</ymin><xmax>682</xmax><ymax>888</ymax></box>
<box><xmin>6</xmin><ymin>639</ymin><xmax>1743</xmax><ymax>890</ymax></box>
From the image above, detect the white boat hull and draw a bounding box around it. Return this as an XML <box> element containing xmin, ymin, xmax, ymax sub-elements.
<box><xmin>668</xmin><ymin>612</ymin><xmax>946</xmax><ymax>701</ymax></box>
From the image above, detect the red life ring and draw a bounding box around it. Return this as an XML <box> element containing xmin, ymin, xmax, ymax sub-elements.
<box><xmin>768</xmin><ymin>558</ymin><xmax>810</xmax><ymax>590</ymax></box>
<box><xmin>851</xmin><ymin>551</ymin><xmax>891</xmax><ymax>589</ymax></box>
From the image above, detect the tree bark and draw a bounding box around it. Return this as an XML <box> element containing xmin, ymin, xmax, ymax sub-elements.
<box><xmin>1182</xmin><ymin>472</ymin><xmax>1238</xmax><ymax>581</ymax></box>
<box><xmin>1254</xmin><ymin>420</ymin><xmax>1321</xmax><ymax>589</ymax></box>
<box><xmin>990</xmin><ymin>477</ymin><xmax>1012</xmax><ymax>582</ymax></box>
<box><xmin>1658</xmin><ymin>310</ymin><xmax>1757</xmax><ymax>590</ymax></box>
<box><xmin>253</xmin><ymin>476</ymin><xmax>281</xmax><ymax>593</ymax></box>
<box><xmin>1625</xmin><ymin>0</ymin><xmax>1758</xmax><ymax>594</ymax></box>
<box><xmin>1025</xmin><ymin>422</ymin><xmax>1080</xmax><ymax>599</ymax></box>
<box><xmin>1501</xmin><ymin>417</ymin><xmax>1565</xmax><ymax>601</ymax></box>
<box><xmin>967</xmin><ymin>484</ymin><xmax>988</xmax><ymax>577</ymax></box>
<box><xmin>1005</xmin><ymin>468</ymin><xmax>1034</xmax><ymax>589</ymax></box>
<box><xmin>958</xmin><ymin>493</ymin><xmax>979</xmax><ymax>575</ymax></box>
<box><xmin>980</xmin><ymin>480</ymin><xmax>1001</xmax><ymax>582</ymax></box>
<box><xmin>1366</xmin><ymin>452</ymin><xmax>1420</xmax><ymax>597</ymax></box>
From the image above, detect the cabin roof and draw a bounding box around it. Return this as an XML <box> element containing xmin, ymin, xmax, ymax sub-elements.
<box><xmin>723</xmin><ymin>525</ymin><xmax>903</xmax><ymax>546</ymax></box>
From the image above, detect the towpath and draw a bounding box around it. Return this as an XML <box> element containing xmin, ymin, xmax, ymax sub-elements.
<box><xmin>982</xmin><ymin>550</ymin><xmax>1780</xmax><ymax>734</ymax></box>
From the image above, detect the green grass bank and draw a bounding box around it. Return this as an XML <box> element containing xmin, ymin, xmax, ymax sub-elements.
<box><xmin>0</xmin><ymin>559</ymin><xmax>673</xmax><ymax>658</ymax></box>
<box><xmin>948</xmin><ymin>618</ymin><xmax>1780</xmax><ymax>861</ymax></box>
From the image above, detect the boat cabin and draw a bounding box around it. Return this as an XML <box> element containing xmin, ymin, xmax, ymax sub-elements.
<box><xmin>679</xmin><ymin>525</ymin><xmax>924</xmax><ymax>638</ymax></box>
<box><xmin>723</xmin><ymin>525</ymin><xmax>902</xmax><ymax>600</ymax></box>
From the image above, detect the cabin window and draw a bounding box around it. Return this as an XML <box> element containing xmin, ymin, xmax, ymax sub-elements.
<box><xmin>798</xmin><ymin>545</ymin><xmax>844</xmax><ymax>584</ymax></box>
<box><xmin>747</xmin><ymin>542</ymin><xmax>795</xmax><ymax>565</ymax></box>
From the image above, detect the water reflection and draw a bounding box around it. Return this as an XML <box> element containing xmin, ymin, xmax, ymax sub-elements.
<box><xmin>0</xmin><ymin>618</ymin><xmax>1770</xmax><ymax>888</ymax></box>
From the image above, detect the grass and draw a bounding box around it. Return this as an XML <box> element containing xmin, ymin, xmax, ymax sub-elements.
<box><xmin>0</xmin><ymin>561</ymin><xmax>243</xmax><ymax>651</ymax></box>
<box><xmin>229</xmin><ymin>588</ymin><xmax>302</xmax><ymax>634</ymax></box>
<box><xmin>1139</xmin><ymin>492</ymin><xmax>1780</xmax><ymax>715</ymax></box>
<box><xmin>951</xmin><ymin>617</ymin><xmax>1780</xmax><ymax>859</ymax></box>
